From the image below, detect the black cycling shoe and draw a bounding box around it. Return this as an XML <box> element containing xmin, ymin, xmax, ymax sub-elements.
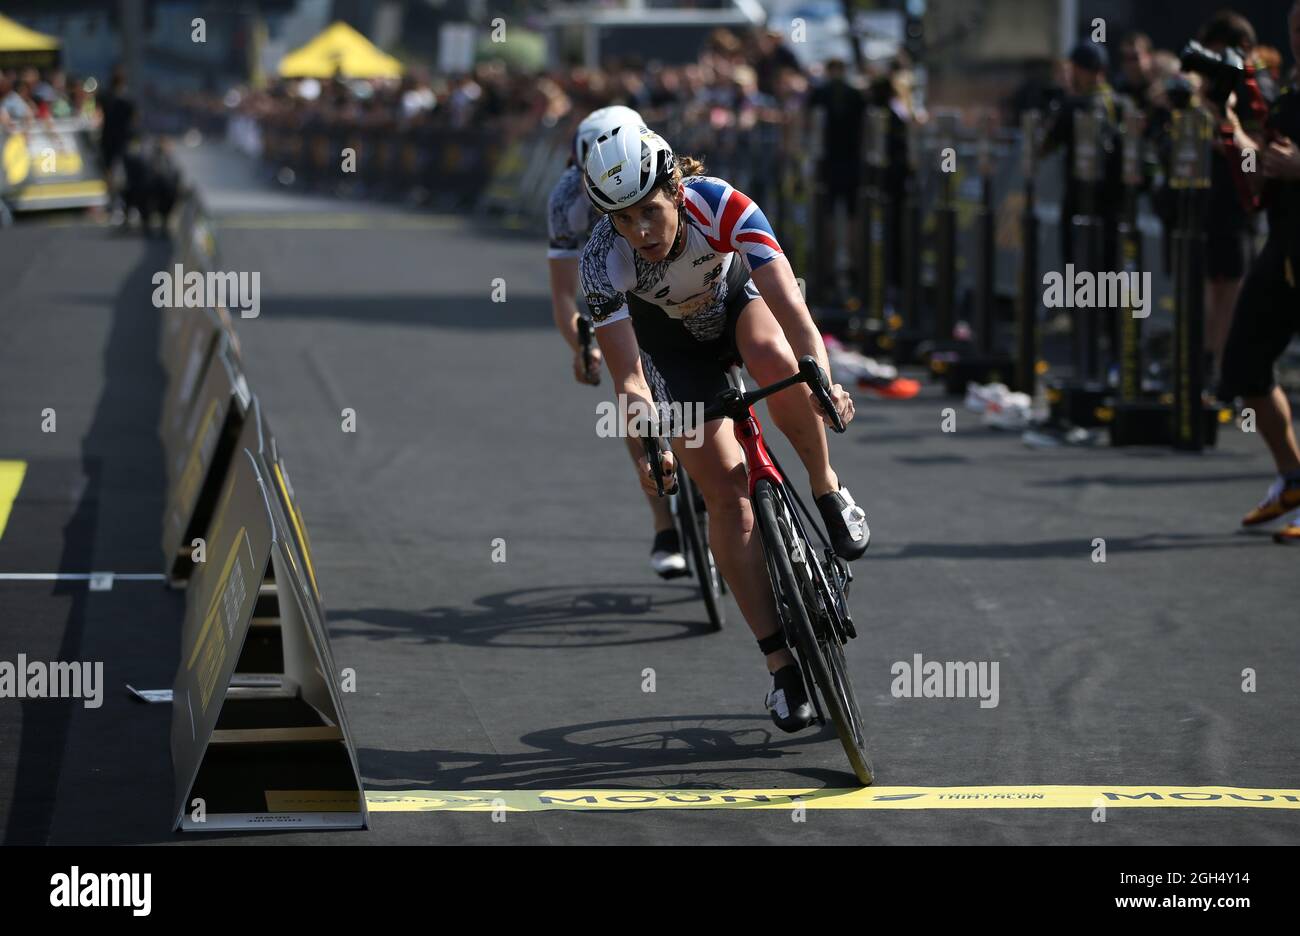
<box><xmin>765</xmin><ymin>664</ymin><xmax>815</xmax><ymax>733</ymax></box>
<box><xmin>816</xmin><ymin>486</ymin><xmax>870</xmax><ymax>561</ymax></box>
<box><xmin>651</xmin><ymin>528</ymin><xmax>688</xmax><ymax>579</ymax></box>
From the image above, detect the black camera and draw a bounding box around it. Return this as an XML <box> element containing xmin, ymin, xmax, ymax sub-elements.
<box><xmin>1178</xmin><ymin>40</ymin><xmax>1246</xmax><ymax>107</ymax></box>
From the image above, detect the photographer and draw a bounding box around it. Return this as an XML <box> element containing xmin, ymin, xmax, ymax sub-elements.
<box><xmin>1187</xmin><ymin>11</ymin><xmax>1261</xmax><ymax>385</ymax></box>
<box><xmin>1218</xmin><ymin>0</ymin><xmax>1300</xmax><ymax>541</ymax></box>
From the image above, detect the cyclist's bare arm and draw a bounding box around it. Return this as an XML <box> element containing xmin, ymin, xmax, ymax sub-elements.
<box><xmin>548</xmin><ymin>257</ymin><xmax>583</xmax><ymax>351</ymax></box>
<box><xmin>750</xmin><ymin>256</ymin><xmax>831</xmax><ymax>378</ymax></box>
<box><xmin>595</xmin><ymin>317</ymin><xmax>675</xmax><ymax>493</ymax></box>
<box><xmin>749</xmin><ymin>256</ymin><xmax>852</xmax><ymax>427</ymax></box>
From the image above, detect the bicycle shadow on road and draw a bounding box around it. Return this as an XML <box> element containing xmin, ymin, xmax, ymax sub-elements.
<box><xmin>330</xmin><ymin>583</ymin><xmax>722</xmax><ymax>649</ymax></box>
<box><xmin>361</xmin><ymin>713</ymin><xmax>855</xmax><ymax>791</ymax></box>
<box><xmin>869</xmin><ymin>532</ymin><xmax>1260</xmax><ymax>561</ymax></box>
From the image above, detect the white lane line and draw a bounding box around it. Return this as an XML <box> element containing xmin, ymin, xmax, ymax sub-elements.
<box><xmin>0</xmin><ymin>572</ymin><xmax>168</xmax><ymax>591</ymax></box>
<box><xmin>0</xmin><ymin>573</ymin><xmax>167</xmax><ymax>580</ymax></box>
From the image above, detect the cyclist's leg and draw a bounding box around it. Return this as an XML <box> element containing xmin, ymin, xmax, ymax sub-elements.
<box><xmin>633</xmin><ymin>351</ymin><xmax>687</xmax><ymax>576</ymax></box>
<box><xmin>639</xmin><ymin>329</ymin><xmax>794</xmax><ymax>670</ymax></box>
<box><xmin>733</xmin><ymin>293</ymin><xmax>839</xmax><ymax>498</ymax></box>
<box><xmin>668</xmin><ymin>423</ymin><xmax>793</xmax><ymax>671</ymax></box>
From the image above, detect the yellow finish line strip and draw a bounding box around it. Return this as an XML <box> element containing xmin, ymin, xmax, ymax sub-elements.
<box><xmin>0</xmin><ymin>461</ymin><xmax>27</xmax><ymax>540</ymax></box>
<box><xmin>363</xmin><ymin>786</ymin><xmax>1300</xmax><ymax>812</ymax></box>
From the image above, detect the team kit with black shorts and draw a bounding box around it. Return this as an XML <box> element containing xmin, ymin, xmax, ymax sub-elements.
<box><xmin>579</xmin><ymin>175</ymin><xmax>783</xmax><ymax>411</ymax></box>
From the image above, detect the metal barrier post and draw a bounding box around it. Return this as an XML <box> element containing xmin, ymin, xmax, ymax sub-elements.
<box><xmin>865</xmin><ymin>107</ymin><xmax>890</xmax><ymax>324</ymax></box>
<box><xmin>1117</xmin><ymin>107</ymin><xmax>1145</xmax><ymax>407</ymax></box>
<box><xmin>1015</xmin><ymin>111</ymin><xmax>1041</xmax><ymax>395</ymax></box>
<box><xmin>1171</xmin><ymin>107</ymin><xmax>1213</xmax><ymax>451</ymax></box>
<box><xmin>975</xmin><ymin>112</ymin><xmax>997</xmax><ymax>358</ymax></box>
<box><xmin>934</xmin><ymin>112</ymin><xmax>958</xmax><ymax>343</ymax></box>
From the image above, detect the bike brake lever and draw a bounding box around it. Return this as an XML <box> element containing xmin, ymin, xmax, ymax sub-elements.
<box><xmin>577</xmin><ymin>317</ymin><xmax>596</xmax><ymax>384</ymax></box>
<box><xmin>642</xmin><ymin>436</ymin><xmax>665</xmax><ymax>497</ymax></box>
<box><xmin>642</xmin><ymin>436</ymin><xmax>677</xmax><ymax>497</ymax></box>
<box><xmin>798</xmin><ymin>355</ymin><xmax>846</xmax><ymax>433</ymax></box>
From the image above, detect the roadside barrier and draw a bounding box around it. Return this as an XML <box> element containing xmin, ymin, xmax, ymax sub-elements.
<box><xmin>160</xmin><ymin>192</ymin><xmax>366</xmax><ymax>832</ymax></box>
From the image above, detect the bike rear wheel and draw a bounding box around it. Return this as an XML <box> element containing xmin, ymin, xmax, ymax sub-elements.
<box><xmin>677</xmin><ymin>469</ymin><xmax>725</xmax><ymax>631</ymax></box>
<box><xmin>755</xmin><ymin>480</ymin><xmax>874</xmax><ymax>785</ymax></box>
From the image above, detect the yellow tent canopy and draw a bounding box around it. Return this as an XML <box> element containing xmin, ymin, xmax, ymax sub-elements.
<box><xmin>0</xmin><ymin>12</ymin><xmax>61</xmax><ymax>67</ymax></box>
<box><xmin>277</xmin><ymin>21</ymin><xmax>402</xmax><ymax>80</ymax></box>
<box><xmin>0</xmin><ymin>13</ymin><xmax>60</xmax><ymax>52</ymax></box>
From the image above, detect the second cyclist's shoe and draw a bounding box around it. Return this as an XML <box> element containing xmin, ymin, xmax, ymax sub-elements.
<box><xmin>816</xmin><ymin>486</ymin><xmax>870</xmax><ymax>561</ymax></box>
<box><xmin>651</xmin><ymin>528</ymin><xmax>688</xmax><ymax>579</ymax></box>
<box><xmin>765</xmin><ymin>664</ymin><xmax>814</xmax><ymax>733</ymax></box>
<box><xmin>1241</xmin><ymin>475</ymin><xmax>1300</xmax><ymax>527</ymax></box>
<box><xmin>1274</xmin><ymin>511</ymin><xmax>1300</xmax><ymax>544</ymax></box>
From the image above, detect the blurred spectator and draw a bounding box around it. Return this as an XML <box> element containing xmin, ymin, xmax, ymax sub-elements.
<box><xmin>1040</xmin><ymin>41</ymin><xmax>1128</xmax><ymax>272</ymax></box>
<box><xmin>1</xmin><ymin>74</ymin><xmax>35</xmax><ymax>129</ymax></box>
<box><xmin>809</xmin><ymin>57</ymin><xmax>865</xmax><ymax>189</ymax></box>
<box><xmin>1116</xmin><ymin>32</ymin><xmax>1155</xmax><ymax>109</ymax></box>
<box><xmin>99</xmin><ymin>69</ymin><xmax>137</xmax><ymax>222</ymax></box>
<box><xmin>1253</xmin><ymin>45</ymin><xmax>1283</xmax><ymax>101</ymax></box>
<box><xmin>809</xmin><ymin>58</ymin><xmax>866</xmax><ymax>292</ymax></box>
<box><xmin>870</xmin><ymin>65</ymin><xmax>922</xmax><ymax>294</ymax></box>
<box><xmin>1196</xmin><ymin>9</ymin><xmax>1260</xmax><ymax>385</ymax></box>
<box><xmin>753</xmin><ymin>28</ymin><xmax>804</xmax><ymax>98</ymax></box>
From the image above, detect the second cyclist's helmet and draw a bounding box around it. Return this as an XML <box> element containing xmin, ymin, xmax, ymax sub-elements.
<box><xmin>573</xmin><ymin>105</ymin><xmax>646</xmax><ymax>167</ymax></box>
<box><xmin>583</xmin><ymin>125</ymin><xmax>676</xmax><ymax>213</ymax></box>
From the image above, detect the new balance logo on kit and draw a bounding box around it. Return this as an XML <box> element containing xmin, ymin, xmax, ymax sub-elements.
<box><xmin>1042</xmin><ymin>265</ymin><xmax>1153</xmax><ymax>319</ymax></box>
<box><xmin>50</xmin><ymin>868</ymin><xmax>151</xmax><ymax>916</ymax></box>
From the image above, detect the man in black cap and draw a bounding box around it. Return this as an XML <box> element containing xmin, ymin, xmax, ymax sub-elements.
<box><xmin>809</xmin><ymin>59</ymin><xmax>866</xmax><ymax>295</ymax></box>
<box><xmin>1039</xmin><ymin>40</ymin><xmax>1128</xmax><ymax>274</ymax></box>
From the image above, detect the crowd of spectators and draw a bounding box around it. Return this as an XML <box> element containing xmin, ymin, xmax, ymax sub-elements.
<box><xmin>0</xmin><ymin>67</ymin><xmax>100</xmax><ymax>131</ymax></box>
<box><xmin>188</xmin><ymin>27</ymin><xmax>907</xmax><ymax>155</ymax></box>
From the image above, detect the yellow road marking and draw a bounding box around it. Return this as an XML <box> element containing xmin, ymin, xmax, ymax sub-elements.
<box><xmin>364</xmin><ymin>786</ymin><xmax>1300</xmax><ymax>812</ymax></box>
<box><xmin>0</xmin><ymin>461</ymin><xmax>27</xmax><ymax>540</ymax></box>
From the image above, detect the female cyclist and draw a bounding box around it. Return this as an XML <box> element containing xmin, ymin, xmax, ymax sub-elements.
<box><xmin>580</xmin><ymin>125</ymin><xmax>871</xmax><ymax>732</ymax></box>
<box><xmin>548</xmin><ymin>106</ymin><xmax>686</xmax><ymax>578</ymax></box>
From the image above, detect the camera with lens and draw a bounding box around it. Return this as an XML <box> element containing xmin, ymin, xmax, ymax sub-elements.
<box><xmin>1178</xmin><ymin>40</ymin><xmax>1246</xmax><ymax>108</ymax></box>
<box><xmin>1179</xmin><ymin>39</ymin><xmax>1273</xmax><ymax>141</ymax></box>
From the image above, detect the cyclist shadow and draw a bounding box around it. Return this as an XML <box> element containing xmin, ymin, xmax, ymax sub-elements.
<box><xmin>330</xmin><ymin>583</ymin><xmax>720</xmax><ymax>649</ymax></box>
<box><xmin>874</xmin><ymin>532</ymin><xmax>1261</xmax><ymax>560</ymax></box>
<box><xmin>362</xmin><ymin>713</ymin><xmax>855</xmax><ymax>791</ymax></box>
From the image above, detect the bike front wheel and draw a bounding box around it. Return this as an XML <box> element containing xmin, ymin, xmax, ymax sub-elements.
<box><xmin>677</xmin><ymin>469</ymin><xmax>725</xmax><ymax>632</ymax></box>
<box><xmin>754</xmin><ymin>479</ymin><xmax>874</xmax><ymax>785</ymax></box>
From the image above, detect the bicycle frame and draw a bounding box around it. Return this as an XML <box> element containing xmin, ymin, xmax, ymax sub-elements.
<box><xmin>723</xmin><ymin>366</ymin><xmax>785</xmax><ymax>499</ymax></box>
<box><xmin>723</xmin><ymin>366</ymin><xmax>854</xmax><ymax>638</ymax></box>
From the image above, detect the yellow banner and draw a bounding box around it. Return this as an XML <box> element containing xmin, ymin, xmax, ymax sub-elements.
<box><xmin>363</xmin><ymin>786</ymin><xmax>1300</xmax><ymax>812</ymax></box>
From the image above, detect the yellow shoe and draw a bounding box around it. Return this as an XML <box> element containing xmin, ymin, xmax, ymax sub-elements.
<box><xmin>1274</xmin><ymin>515</ymin><xmax>1300</xmax><ymax>544</ymax></box>
<box><xmin>1242</xmin><ymin>477</ymin><xmax>1300</xmax><ymax>527</ymax></box>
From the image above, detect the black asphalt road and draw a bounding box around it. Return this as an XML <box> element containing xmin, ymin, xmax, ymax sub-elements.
<box><xmin>0</xmin><ymin>141</ymin><xmax>1297</xmax><ymax>844</ymax></box>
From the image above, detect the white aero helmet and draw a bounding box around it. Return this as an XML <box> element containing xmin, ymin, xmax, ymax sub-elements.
<box><xmin>583</xmin><ymin>125</ymin><xmax>676</xmax><ymax>213</ymax></box>
<box><xmin>573</xmin><ymin>105</ymin><xmax>646</xmax><ymax>167</ymax></box>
